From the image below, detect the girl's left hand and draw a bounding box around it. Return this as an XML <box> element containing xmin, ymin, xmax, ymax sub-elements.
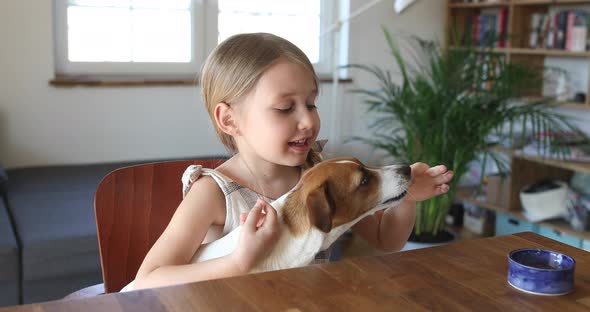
<box><xmin>406</xmin><ymin>162</ymin><xmax>454</xmax><ymax>203</ymax></box>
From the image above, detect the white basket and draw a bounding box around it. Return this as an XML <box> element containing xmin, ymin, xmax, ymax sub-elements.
<box><xmin>519</xmin><ymin>180</ymin><xmax>568</xmax><ymax>222</ymax></box>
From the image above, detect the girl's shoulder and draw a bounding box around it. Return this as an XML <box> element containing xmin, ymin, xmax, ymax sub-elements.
<box><xmin>181</xmin><ymin>172</ymin><xmax>226</xmax><ymax>226</ymax></box>
<box><xmin>181</xmin><ymin>160</ymin><xmax>252</xmax><ymax>230</ymax></box>
<box><xmin>182</xmin><ymin>164</ymin><xmax>234</xmax><ymax>198</ymax></box>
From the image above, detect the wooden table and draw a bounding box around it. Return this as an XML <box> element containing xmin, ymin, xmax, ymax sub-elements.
<box><xmin>3</xmin><ymin>232</ymin><xmax>590</xmax><ymax>311</ymax></box>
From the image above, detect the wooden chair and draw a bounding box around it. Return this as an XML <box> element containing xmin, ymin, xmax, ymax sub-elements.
<box><xmin>94</xmin><ymin>159</ymin><xmax>224</xmax><ymax>293</ymax></box>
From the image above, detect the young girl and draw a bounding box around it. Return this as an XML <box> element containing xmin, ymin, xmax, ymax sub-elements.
<box><xmin>132</xmin><ymin>33</ymin><xmax>453</xmax><ymax>290</ymax></box>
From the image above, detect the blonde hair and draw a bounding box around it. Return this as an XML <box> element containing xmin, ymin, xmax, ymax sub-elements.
<box><xmin>201</xmin><ymin>33</ymin><xmax>319</xmax><ymax>153</ymax></box>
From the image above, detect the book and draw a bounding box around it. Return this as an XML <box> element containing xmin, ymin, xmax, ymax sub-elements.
<box><xmin>473</xmin><ymin>14</ymin><xmax>481</xmax><ymax>44</ymax></box>
<box><xmin>540</xmin><ymin>14</ymin><xmax>551</xmax><ymax>48</ymax></box>
<box><xmin>529</xmin><ymin>13</ymin><xmax>543</xmax><ymax>48</ymax></box>
<box><xmin>497</xmin><ymin>8</ymin><xmax>508</xmax><ymax>47</ymax></box>
<box><xmin>556</xmin><ymin>11</ymin><xmax>568</xmax><ymax>49</ymax></box>
<box><xmin>570</xmin><ymin>11</ymin><xmax>588</xmax><ymax>52</ymax></box>
<box><xmin>487</xmin><ymin>14</ymin><xmax>498</xmax><ymax>46</ymax></box>
<box><xmin>566</xmin><ymin>11</ymin><xmax>575</xmax><ymax>50</ymax></box>
<box><xmin>463</xmin><ymin>14</ymin><xmax>474</xmax><ymax>44</ymax></box>
<box><xmin>546</xmin><ymin>12</ymin><xmax>556</xmax><ymax>49</ymax></box>
<box><xmin>478</xmin><ymin>14</ymin><xmax>494</xmax><ymax>47</ymax></box>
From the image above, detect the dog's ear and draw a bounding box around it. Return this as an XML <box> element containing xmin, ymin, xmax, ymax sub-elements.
<box><xmin>306</xmin><ymin>183</ymin><xmax>334</xmax><ymax>233</ymax></box>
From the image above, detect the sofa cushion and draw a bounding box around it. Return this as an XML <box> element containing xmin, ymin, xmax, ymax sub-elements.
<box><xmin>4</xmin><ymin>157</ymin><xmax>225</xmax><ymax>303</ymax></box>
<box><xmin>9</xmin><ymin>190</ymin><xmax>102</xmax><ymax>281</ymax></box>
<box><xmin>0</xmin><ymin>164</ymin><xmax>7</xmax><ymax>197</ymax></box>
<box><xmin>0</xmin><ymin>197</ymin><xmax>19</xmax><ymax>307</ymax></box>
<box><xmin>22</xmin><ymin>272</ymin><xmax>102</xmax><ymax>304</ymax></box>
<box><xmin>5</xmin><ymin>163</ymin><xmax>133</xmax><ymax>283</ymax></box>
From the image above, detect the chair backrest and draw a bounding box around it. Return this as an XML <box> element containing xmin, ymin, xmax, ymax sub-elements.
<box><xmin>94</xmin><ymin>159</ymin><xmax>224</xmax><ymax>293</ymax></box>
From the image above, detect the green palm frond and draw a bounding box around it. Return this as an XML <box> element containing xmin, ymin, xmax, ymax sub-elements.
<box><xmin>349</xmin><ymin>30</ymin><xmax>588</xmax><ymax>238</ymax></box>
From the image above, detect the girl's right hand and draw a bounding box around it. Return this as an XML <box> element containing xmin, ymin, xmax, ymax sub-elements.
<box><xmin>231</xmin><ymin>198</ymin><xmax>280</xmax><ymax>273</ymax></box>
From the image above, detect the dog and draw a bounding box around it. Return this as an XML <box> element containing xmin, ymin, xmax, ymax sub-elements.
<box><xmin>191</xmin><ymin>158</ymin><xmax>411</xmax><ymax>273</ymax></box>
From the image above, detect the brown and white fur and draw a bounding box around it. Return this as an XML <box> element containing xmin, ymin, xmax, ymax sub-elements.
<box><xmin>191</xmin><ymin>158</ymin><xmax>412</xmax><ymax>273</ymax></box>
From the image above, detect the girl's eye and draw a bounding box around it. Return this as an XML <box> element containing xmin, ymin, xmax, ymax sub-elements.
<box><xmin>307</xmin><ymin>103</ymin><xmax>317</xmax><ymax>110</ymax></box>
<box><xmin>276</xmin><ymin>107</ymin><xmax>293</xmax><ymax>113</ymax></box>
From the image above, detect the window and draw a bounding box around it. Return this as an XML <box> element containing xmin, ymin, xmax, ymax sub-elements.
<box><xmin>218</xmin><ymin>0</ymin><xmax>326</xmax><ymax>69</ymax></box>
<box><xmin>53</xmin><ymin>0</ymin><xmax>342</xmax><ymax>77</ymax></box>
<box><xmin>54</xmin><ymin>0</ymin><xmax>203</xmax><ymax>75</ymax></box>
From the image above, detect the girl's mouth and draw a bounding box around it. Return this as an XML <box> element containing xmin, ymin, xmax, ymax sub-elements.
<box><xmin>288</xmin><ymin>139</ymin><xmax>308</xmax><ymax>147</ymax></box>
<box><xmin>288</xmin><ymin>139</ymin><xmax>310</xmax><ymax>152</ymax></box>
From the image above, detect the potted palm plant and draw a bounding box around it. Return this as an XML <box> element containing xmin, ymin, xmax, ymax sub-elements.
<box><xmin>349</xmin><ymin>28</ymin><xmax>586</xmax><ymax>243</ymax></box>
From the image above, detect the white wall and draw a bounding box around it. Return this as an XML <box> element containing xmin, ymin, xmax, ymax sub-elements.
<box><xmin>339</xmin><ymin>0</ymin><xmax>448</xmax><ymax>164</ymax></box>
<box><xmin>0</xmin><ymin>0</ymin><xmax>448</xmax><ymax>168</ymax></box>
<box><xmin>0</xmin><ymin>0</ymin><xmax>227</xmax><ymax>168</ymax></box>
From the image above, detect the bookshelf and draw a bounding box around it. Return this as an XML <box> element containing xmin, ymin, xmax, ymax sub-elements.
<box><xmin>447</xmin><ymin>0</ymin><xmax>590</xmax><ymax>109</ymax></box>
<box><xmin>449</xmin><ymin>1</ymin><xmax>510</xmax><ymax>8</ymax></box>
<box><xmin>456</xmin><ymin>186</ymin><xmax>590</xmax><ymax>240</ymax></box>
<box><xmin>490</xmin><ymin>145</ymin><xmax>590</xmax><ymax>173</ymax></box>
<box><xmin>456</xmin><ymin>147</ymin><xmax>590</xmax><ymax>241</ymax></box>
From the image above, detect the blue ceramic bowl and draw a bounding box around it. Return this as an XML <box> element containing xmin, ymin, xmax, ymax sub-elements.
<box><xmin>508</xmin><ymin>248</ymin><xmax>575</xmax><ymax>296</ymax></box>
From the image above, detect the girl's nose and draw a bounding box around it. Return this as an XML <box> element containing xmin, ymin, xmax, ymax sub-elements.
<box><xmin>297</xmin><ymin>109</ymin><xmax>315</xmax><ymax>130</ymax></box>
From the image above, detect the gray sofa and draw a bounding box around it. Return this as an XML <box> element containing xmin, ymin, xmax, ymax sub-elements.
<box><xmin>0</xmin><ymin>158</ymin><xmax>226</xmax><ymax>305</ymax></box>
<box><xmin>0</xmin><ymin>157</ymin><xmax>227</xmax><ymax>306</ymax></box>
<box><xmin>0</xmin><ymin>165</ymin><xmax>19</xmax><ymax>306</ymax></box>
<box><xmin>8</xmin><ymin>162</ymin><xmax>142</xmax><ymax>304</ymax></box>
<box><xmin>2</xmin><ymin>162</ymin><xmax>140</xmax><ymax>305</ymax></box>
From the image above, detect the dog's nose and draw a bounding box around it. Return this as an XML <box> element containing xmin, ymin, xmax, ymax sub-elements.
<box><xmin>397</xmin><ymin>165</ymin><xmax>411</xmax><ymax>179</ymax></box>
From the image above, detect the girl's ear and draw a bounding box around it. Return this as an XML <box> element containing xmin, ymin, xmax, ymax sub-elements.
<box><xmin>214</xmin><ymin>102</ymin><xmax>240</xmax><ymax>136</ymax></box>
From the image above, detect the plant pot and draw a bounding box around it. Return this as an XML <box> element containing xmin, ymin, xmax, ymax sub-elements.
<box><xmin>402</xmin><ymin>230</ymin><xmax>455</xmax><ymax>251</ymax></box>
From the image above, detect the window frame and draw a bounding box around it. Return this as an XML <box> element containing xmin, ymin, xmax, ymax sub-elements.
<box><xmin>53</xmin><ymin>0</ymin><xmax>341</xmax><ymax>77</ymax></box>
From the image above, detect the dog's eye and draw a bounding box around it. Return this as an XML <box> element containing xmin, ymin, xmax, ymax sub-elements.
<box><xmin>360</xmin><ymin>171</ymin><xmax>369</xmax><ymax>186</ymax></box>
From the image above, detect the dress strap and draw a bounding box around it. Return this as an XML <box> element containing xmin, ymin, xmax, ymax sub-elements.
<box><xmin>181</xmin><ymin>165</ymin><xmax>239</xmax><ymax>198</ymax></box>
<box><xmin>181</xmin><ymin>165</ymin><xmax>203</xmax><ymax>198</ymax></box>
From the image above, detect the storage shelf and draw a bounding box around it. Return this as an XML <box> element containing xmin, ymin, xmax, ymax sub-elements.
<box><xmin>449</xmin><ymin>0</ymin><xmax>590</xmax><ymax>244</ymax></box>
<box><xmin>448</xmin><ymin>46</ymin><xmax>510</xmax><ymax>54</ymax></box>
<box><xmin>513</xmin><ymin>152</ymin><xmax>590</xmax><ymax>174</ymax></box>
<box><xmin>517</xmin><ymin>96</ymin><xmax>590</xmax><ymax>109</ymax></box>
<box><xmin>557</xmin><ymin>102</ymin><xmax>590</xmax><ymax>109</ymax></box>
<box><xmin>509</xmin><ymin>47</ymin><xmax>590</xmax><ymax>57</ymax></box>
<box><xmin>512</xmin><ymin>0</ymin><xmax>554</xmax><ymax>4</ymax></box>
<box><xmin>449</xmin><ymin>46</ymin><xmax>590</xmax><ymax>58</ymax></box>
<box><xmin>490</xmin><ymin>147</ymin><xmax>590</xmax><ymax>174</ymax></box>
<box><xmin>556</xmin><ymin>0</ymin><xmax>590</xmax><ymax>4</ymax></box>
<box><xmin>456</xmin><ymin>187</ymin><xmax>590</xmax><ymax>240</ymax></box>
<box><xmin>449</xmin><ymin>1</ymin><xmax>510</xmax><ymax>8</ymax></box>
<box><xmin>514</xmin><ymin>0</ymin><xmax>590</xmax><ymax>5</ymax></box>
<box><xmin>449</xmin><ymin>0</ymin><xmax>590</xmax><ymax>9</ymax></box>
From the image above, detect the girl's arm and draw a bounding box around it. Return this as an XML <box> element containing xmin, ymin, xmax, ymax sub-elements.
<box><xmin>351</xmin><ymin>198</ymin><xmax>416</xmax><ymax>252</ymax></box>
<box><xmin>352</xmin><ymin>163</ymin><xmax>453</xmax><ymax>252</ymax></box>
<box><xmin>133</xmin><ymin>176</ymin><xmax>279</xmax><ymax>290</ymax></box>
